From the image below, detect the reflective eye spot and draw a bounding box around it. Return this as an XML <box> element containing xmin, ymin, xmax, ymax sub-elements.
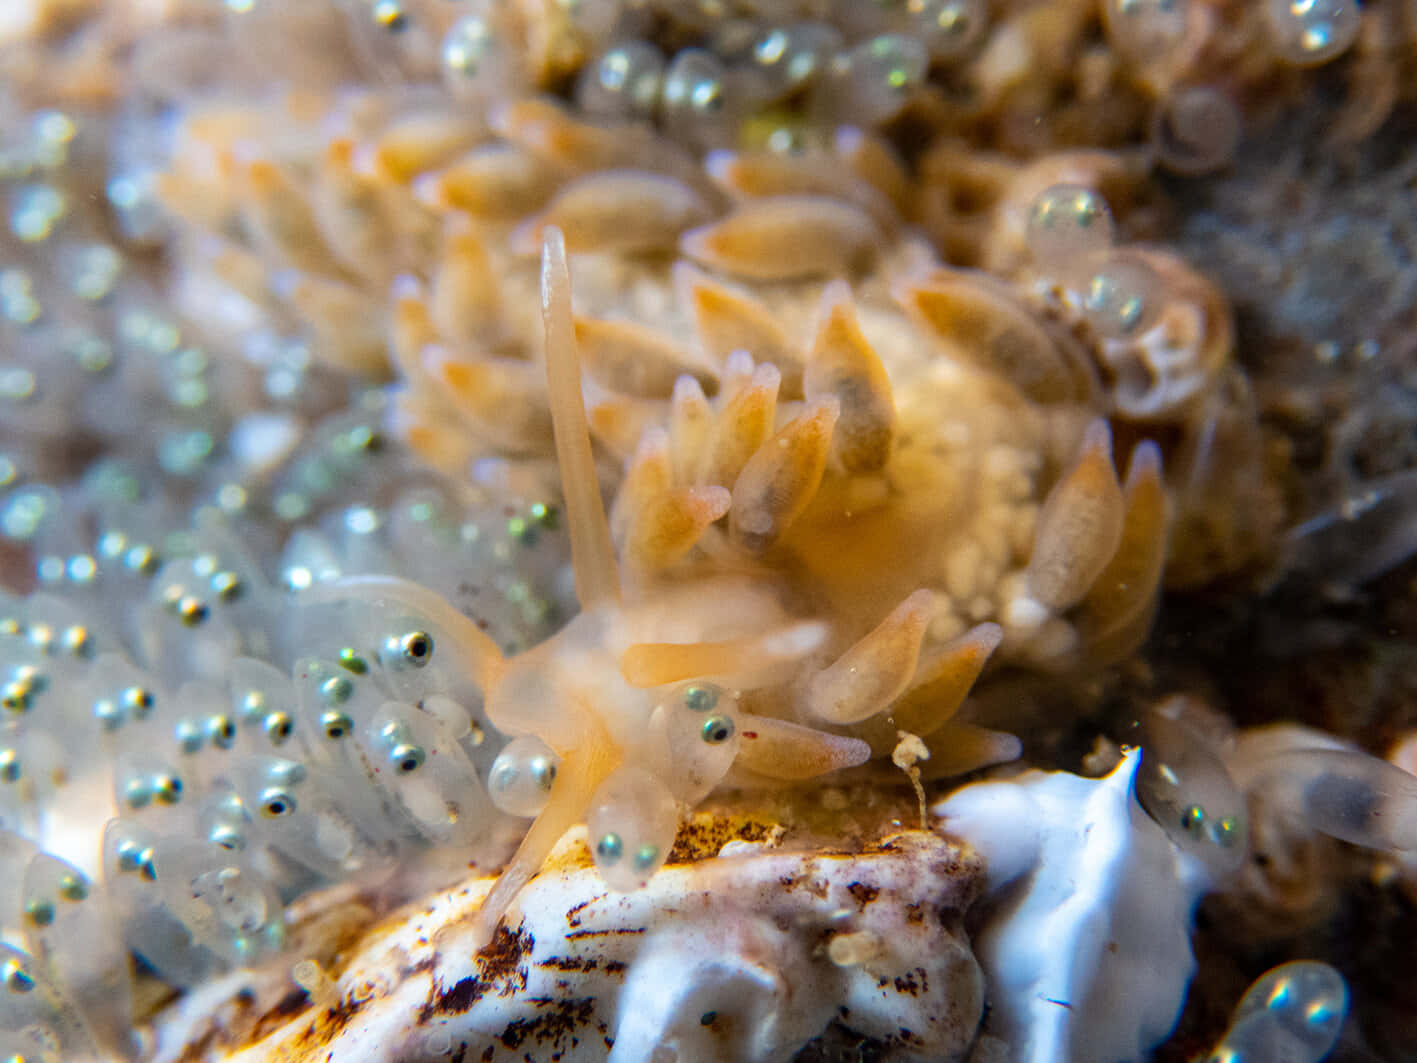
<box><xmin>122</xmin><ymin>685</ymin><xmax>155</xmax><ymax>717</ymax></box>
<box><xmin>57</xmin><ymin>873</ymin><xmax>87</xmax><ymax>901</ymax></box>
<box><xmin>321</xmin><ymin>674</ymin><xmax>354</xmax><ymax>705</ymax></box>
<box><xmin>392</xmin><ymin>744</ymin><xmax>425</xmax><ymax>773</ymax></box>
<box><xmin>260</xmin><ymin>788</ymin><xmax>296</xmax><ymax>817</ymax></box>
<box><xmin>177</xmin><ymin>595</ymin><xmax>209</xmax><ymax>626</ymax></box>
<box><xmin>2</xmin><ymin>957</ymin><xmax>34</xmax><ymax>993</ymax></box>
<box><xmin>0</xmin><ymin>749</ymin><xmax>19</xmax><ymax>783</ymax></box>
<box><xmin>632</xmin><ymin>844</ymin><xmax>660</xmax><ymax>872</ymax></box>
<box><xmin>530</xmin><ymin>756</ymin><xmax>556</xmax><ymax>791</ymax></box>
<box><xmin>210</xmin><ymin>824</ymin><xmax>244</xmax><ymax>852</ymax></box>
<box><xmin>125</xmin><ymin>778</ymin><xmax>152</xmax><ymax>809</ymax></box>
<box><xmin>24</xmin><ymin>898</ymin><xmax>54</xmax><ymax>927</ymax></box>
<box><xmin>1</xmin><ymin>680</ymin><xmax>31</xmax><ymax>714</ymax></box>
<box><xmin>210</xmin><ymin>570</ymin><xmax>242</xmax><ymax>601</ymax></box>
<box><xmin>596</xmin><ymin>832</ymin><xmax>623</xmax><ymax>864</ymax></box>
<box><xmin>116</xmin><ymin>841</ymin><xmax>143</xmax><ymax>874</ymax></box>
<box><xmin>60</xmin><ymin>624</ymin><xmax>91</xmax><ymax>658</ymax></box>
<box><xmin>338</xmin><ymin>648</ymin><xmax>368</xmax><ymax>674</ymax></box>
<box><xmin>1215</xmin><ymin>817</ymin><xmax>1239</xmax><ymax>847</ymax></box>
<box><xmin>240</xmin><ymin>690</ymin><xmax>266</xmax><ymax>722</ymax></box>
<box><xmin>207</xmin><ymin>714</ymin><xmax>237</xmax><ymax>749</ymax></box>
<box><xmin>701</xmin><ymin>715</ymin><xmax>735</xmax><ymax>744</ymax></box>
<box><xmin>1182</xmin><ymin>804</ymin><xmax>1205</xmax><ymax>834</ymax></box>
<box><xmin>321</xmin><ymin>710</ymin><xmax>352</xmax><ymax>740</ymax></box>
<box><xmin>154</xmin><ymin>774</ymin><xmax>183</xmax><ymax>805</ymax></box>
<box><xmin>94</xmin><ymin>698</ymin><xmax>123</xmax><ymax>730</ymax></box>
<box><xmin>700</xmin><ymin>1011</ymin><xmax>718</xmax><ymax>1027</ymax></box>
<box><xmin>400</xmin><ymin>631</ymin><xmax>433</xmax><ymax>667</ymax></box>
<box><xmin>683</xmin><ymin>684</ymin><xmax>719</xmax><ymax>712</ymax></box>
<box><xmin>264</xmin><ymin>711</ymin><xmax>294</xmax><ymax>745</ymax></box>
<box><xmin>372</xmin><ymin>0</ymin><xmax>408</xmax><ymax>32</ymax></box>
<box><xmin>176</xmin><ymin>719</ymin><xmax>204</xmax><ymax>754</ymax></box>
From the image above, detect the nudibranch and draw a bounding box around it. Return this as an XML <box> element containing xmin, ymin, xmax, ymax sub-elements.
<box><xmin>305</xmin><ymin>222</ymin><xmax>1180</xmax><ymax>942</ymax></box>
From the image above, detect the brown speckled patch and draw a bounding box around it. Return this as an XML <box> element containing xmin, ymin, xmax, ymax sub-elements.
<box><xmin>847</xmin><ymin>882</ymin><xmax>881</xmax><ymax>909</ymax></box>
<box><xmin>498</xmin><ymin>997</ymin><xmax>598</xmax><ymax>1051</ymax></box>
<box><xmin>665</xmin><ymin>810</ymin><xmax>781</xmax><ymax>864</ymax></box>
<box><xmin>421</xmin><ymin>922</ymin><xmax>534</xmax><ymax>1023</ymax></box>
<box><xmin>478</xmin><ymin>921</ymin><xmax>534</xmax><ymax>993</ymax></box>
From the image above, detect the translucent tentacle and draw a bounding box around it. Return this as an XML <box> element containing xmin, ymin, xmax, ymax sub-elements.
<box><xmin>806</xmin><ymin>590</ymin><xmax>934</xmax><ymax>725</ymax></box>
<box><xmin>734</xmin><ymin>714</ymin><xmax>871</xmax><ymax>780</ymax></box>
<box><xmin>541</xmin><ymin>226</ymin><xmax>621</xmax><ymax>609</ymax></box>
<box><xmin>619</xmin><ymin>621</ymin><xmax>829</xmax><ymax>689</ymax></box>
<box><xmin>805</xmin><ymin>281</ymin><xmax>896</xmax><ymax>473</ymax></box>
<box><xmin>1010</xmin><ymin>419</ymin><xmax>1125</xmax><ymax>626</ymax></box>
<box><xmin>1076</xmin><ymin>440</ymin><xmax>1169</xmax><ymax>662</ymax></box>
<box><xmin>888</xmin><ymin>621</ymin><xmax>1003</xmax><ymax>740</ymax></box>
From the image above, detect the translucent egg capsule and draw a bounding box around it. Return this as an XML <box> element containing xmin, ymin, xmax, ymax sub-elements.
<box><xmin>150</xmin><ymin>836</ymin><xmax>286</xmax><ymax>966</ymax></box>
<box><xmin>83</xmin><ymin>653</ymin><xmax>160</xmax><ymax>741</ymax></box>
<box><xmin>20</xmin><ymin>853</ymin><xmax>134</xmax><ymax>1059</ymax></box>
<box><xmin>223</xmin><ymin>756</ymin><xmax>390</xmax><ymax>880</ymax></box>
<box><xmin>344</xmin><ymin>0</ymin><xmax>444</xmax><ymax>81</ymax></box>
<box><xmin>229</xmin><ymin>657</ymin><xmax>308</xmax><ymax>757</ymax></box>
<box><xmin>588</xmin><ymin>766</ymin><xmax>680</xmax><ymax>892</ymax></box>
<box><xmin>102</xmin><ymin>819</ymin><xmax>215</xmax><ymax>988</ymax></box>
<box><xmin>577</xmin><ymin>41</ymin><xmax>666</xmax><ymax>122</ymax></box>
<box><xmin>747</xmin><ymin>22</ymin><xmax>843</xmax><ymax>100</ymax></box>
<box><xmin>0</xmin><ymin>659</ymin><xmax>45</xmax><ymax>718</ymax></box>
<box><xmin>1151</xmin><ymin>85</ymin><xmax>1241</xmax><ymax>177</ymax></box>
<box><xmin>137</xmin><ymin>558</ymin><xmax>241</xmax><ymax>687</ymax></box>
<box><xmin>1080</xmin><ymin>252</ymin><xmax>1166</xmax><ymax>339</ymax></box>
<box><xmin>487</xmin><ymin>735</ymin><xmax>560</xmax><ymax>817</ymax></box>
<box><xmin>292</xmin><ymin>656</ymin><xmax>382</xmax><ymax>747</ymax></box>
<box><xmin>0</xmin><ymin>942</ymin><xmax>96</xmax><ymax>1061</ymax></box>
<box><xmin>1249</xmin><ymin>747</ymin><xmax>1417</xmax><ymax>852</ymax></box>
<box><xmin>0</xmin><ymin>1028</ymin><xmax>61</xmax><ymax>1063</ymax></box>
<box><xmin>1135</xmin><ymin>708</ymin><xmax>1247</xmax><ymax>878</ymax></box>
<box><xmin>661</xmin><ymin>49</ymin><xmax>739</xmax><ymax>148</ymax></box>
<box><xmin>169</xmin><ymin>678</ymin><xmax>241</xmax><ymax>772</ymax></box>
<box><xmin>288</xmin><ymin>656</ymin><xmax>413</xmax><ymax>839</ymax></box>
<box><xmin>817</xmin><ymin>35</ymin><xmax>928</xmax><ymax>127</ymax></box>
<box><xmin>1025</xmin><ymin>184</ymin><xmax>1117</xmax><ymax>284</ymax></box>
<box><xmin>1264</xmin><ymin>0</ymin><xmax>1361</xmax><ymax>66</ymax></box>
<box><xmin>197</xmin><ymin>787</ymin><xmax>253</xmax><ymax>853</ymax></box>
<box><xmin>653</xmin><ymin>681</ymin><xmax>742</xmax><ymax>804</ymax></box>
<box><xmin>1208</xmin><ymin>961</ymin><xmax>1347</xmax><ymax>1063</ymax></box>
<box><xmin>421</xmin><ymin>693</ymin><xmax>475</xmax><ymax>742</ymax></box>
<box><xmin>360</xmin><ymin>702</ymin><xmax>493</xmax><ymax>845</ymax></box>
<box><xmin>336</xmin><ymin>595</ymin><xmax>463</xmax><ymax>704</ymax></box>
<box><xmin>20</xmin><ymin>594</ymin><xmax>100</xmax><ymax>665</ymax></box>
<box><xmin>905</xmin><ymin>0</ymin><xmax>987</xmax><ymax>61</ymax></box>
<box><xmin>0</xmin><ymin>726</ymin><xmax>67</xmax><ymax>838</ymax></box>
<box><xmin>1102</xmin><ymin>0</ymin><xmax>1191</xmax><ymax>69</ymax></box>
<box><xmin>441</xmin><ymin>13</ymin><xmax>523</xmax><ymax>104</ymax></box>
<box><xmin>0</xmin><ymin>829</ymin><xmax>39</xmax><ymax>929</ymax></box>
<box><xmin>112</xmin><ymin>751</ymin><xmax>188</xmax><ymax>825</ymax></box>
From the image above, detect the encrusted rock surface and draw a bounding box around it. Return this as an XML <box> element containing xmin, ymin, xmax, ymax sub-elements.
<box><xmin>153</xmin><ymin>806</ymin><xmax>984</xmax><ymax>1063</ymax></box>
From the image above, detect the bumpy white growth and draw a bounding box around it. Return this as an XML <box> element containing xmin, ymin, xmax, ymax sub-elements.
<box><xmin>935</xmin><ymin>752</ymin><xmax>1207</xmax><ymax>1063</ymax></box>
<box><xmin>152</xmin><ymin>831</ymin><xmax>984</xmax><ymax>1063</ymax></box>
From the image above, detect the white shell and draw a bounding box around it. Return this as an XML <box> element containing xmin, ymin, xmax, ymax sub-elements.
<box><xmin>934</xmin><ymin>751</ymin><xmax>1206</xmax><ymax>1063</ymax></box>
